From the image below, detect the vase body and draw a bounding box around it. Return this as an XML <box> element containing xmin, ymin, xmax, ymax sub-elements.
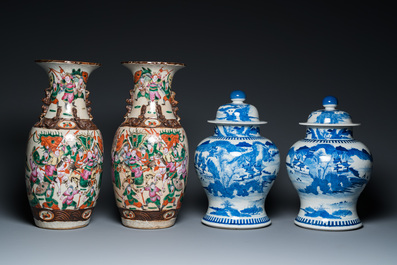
<box><xmin>25</xmin><ymin>60</ymin><xmax>103</xmax><ymax>229</ymax></box>
<box><xmin>111</xmin><ymin>61</ymin><xmax>188</xmax><ymax>229</ymax></box>
<box><xmin>286</xmin><ymin>96</ymin><xmax>372</xmax><ymax>231</ymax></box>
<box><xmin>194</xmin><ymin>91</ymin><xmax>280</xmax><ymax>229</ymax></box>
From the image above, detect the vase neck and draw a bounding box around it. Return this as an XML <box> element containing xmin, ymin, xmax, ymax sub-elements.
<box><xmin>121</xmin><ymin>63</ymin><xmax>184</xmax><ymax>128</ymax></box>
<box><xmin>34</xmin><ymin>62</ymin><xmax>99</xmax><ymax>130</ymax></box>
<box><xmin>305</xmin><ymin>127</ymin><xmax>354</xmax><ymax>140</ymax></box>
<box><xmin>214</xmin><ymin>125</ymin><xmax>261</xmax><ymax>138</ymax></box>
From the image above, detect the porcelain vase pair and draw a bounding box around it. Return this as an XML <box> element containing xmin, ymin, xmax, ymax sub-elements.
<box><xmin>195</xmin><ymin>93</ymin><xmax>372</xmax><ymax>231</ymax></box>
<box><xmin>25</xmin><ymin>60</ymin><xmax>187</xmax><ymax>230</ymax></box>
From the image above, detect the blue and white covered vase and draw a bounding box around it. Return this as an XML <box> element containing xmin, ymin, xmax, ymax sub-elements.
<box><xmin>286</xmin><ymin>96</ymin><xmax>373</xmax><ymax>231</ymax></box>
<box><xmin>194</xmin><ymin>91</ymin><xmax>280</xmax><ymax>229</ymax></box>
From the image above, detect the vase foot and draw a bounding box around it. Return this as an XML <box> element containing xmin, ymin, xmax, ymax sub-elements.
<box><xmin>34</xmin><ymin>219</ymin><xmax>90</xmax><ymax>229</ymax></box>
<box><xmin>121</xmin><ymin>218</ymin><xmax>176</xmax><ymax>229</ymax></box>
<box><xmin>201</xmin><ymin>214</ymin><xmax>271</xmax><ymax>229</ymax></box>
<box><xmin>294</xmin><ymin>216</ymin><xmax>363</xmax><ymax>231</ymax></box>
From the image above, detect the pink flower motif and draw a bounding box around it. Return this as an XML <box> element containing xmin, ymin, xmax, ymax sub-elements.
<box><xmin>132</xmin><ymin>167</ymin><xmax>142</xmax><ymax>178</ymax></box>
<box><xmin>45</xmin><ymin>165</ymin><xmax>56</xmax><ymax>176</ymax></box>
<box><xmin>81</xmin><ymin>169</ymin><xmax>92</xmax><ymax>180</ymax></box>
<box><xmin>167</xmin><ymin>162</ymin><xmax>176</xmax><ymax>172</ymax></box>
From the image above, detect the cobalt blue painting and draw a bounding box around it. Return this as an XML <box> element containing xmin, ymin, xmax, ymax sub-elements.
<box><xmin>286</xmin><ymin>139</ymin><xmax>372</xmax><ymax>230</ymax></box>
<box><xmin>195</xmin><ymin>136</ymin><xmax>280</xmax><ymax>228</ymax></box>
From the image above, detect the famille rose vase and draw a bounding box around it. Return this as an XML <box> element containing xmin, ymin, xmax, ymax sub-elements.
<box><xmin>25</xmin><ymin>60</ymin><xmax>104</xmax><ymax>229</ymax></box>
<box><xmin>286</xmin><ymin>96</ymin><xmax>372</xmax><ymax>231</ymax></box>
<box><xmin>111</xmin><ymin>61</ymin><xmax>188</xmax><ymax>229</ymax></box>
<box><xmin>194</xmin><ymin>91</ymin><xmax>280</xmax><ymax>229</ymax></box>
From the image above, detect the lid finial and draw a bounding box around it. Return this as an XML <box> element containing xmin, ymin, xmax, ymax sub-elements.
<box><xmin>230</xmin><ymin>90</ymin><xmax>246</xmax><ymax>104</ymax></box>
<box><xmin>323</xmin><ymin>96</ymin><xmax>338</xmax><ymax>111</ymax></box>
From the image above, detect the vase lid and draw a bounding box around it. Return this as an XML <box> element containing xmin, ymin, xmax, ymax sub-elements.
<box><xmin>299</xmin><ymin>96</ymin><xmax>360</xmax><ymax>127</ymax></box>
<box><xmin>208</xmin><ymin>90</ymin><xmax>267</xmax><ymax>125</ymax></box>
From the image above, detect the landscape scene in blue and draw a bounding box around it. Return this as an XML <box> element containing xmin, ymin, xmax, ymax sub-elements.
<box><xmin>217</xmin><ymin>104</ymin><xmax>255</xmax><ymax>122</ymax></box>
<box><xmin>309</xmin><ymin>110</ymin><xmax>351</xmax><ymax>124</ymax></box>
<box><xmin>214</xmin><ymin>125</ymin><xmax>260</xmax><ymax>138</ymax></box>
<box><xmin>287</xmin><ymin>143</ymin><xmax>372</xmax><ymax>219</ymax></box>
<box><xmin>305</xmin><ymin>128</ymin><xmax>353</xmax><ymax>140</ymax></box>
<box><xmin>302</xmin><ymin>205</ymin><xmax>353</xmax><ymax>219</ymax></box>
<box><xmin>287</xmin><ymin>144</ymin><xmax>371</xmax><ymax>194</ymax></box>
<box><xmin>209</xmin><ymin>200</ymin><xmax>264</xmax><ymax>217</ymax></box>
<box><xmin>195</xmin><ymin>139</ymin><xmax>279</xmax><ymax>217</ymax></box>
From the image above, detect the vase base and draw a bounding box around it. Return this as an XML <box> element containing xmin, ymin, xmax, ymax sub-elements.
<box><xmin>201</xmin><ymin>214</ymin><xmax>271</xmax><ymax>229</ymax></box>
<box><xmin>294</xmin><ymin>216</ymin><xmax>363</xmax><ymax>231</ymax></box>
<box><xmin>34</xmin><ymin>218</ymin><xmax>90</xmax><ymax>229</ymax></box>
<box><xmin>121</xmin><ymin>218</ymin><xmax>176</xmax><ymax>229</ymax></box>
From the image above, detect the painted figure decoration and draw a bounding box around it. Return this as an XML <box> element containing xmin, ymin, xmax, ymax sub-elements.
<box><xmin>286</xmin><ymin>96</ymin><xmax>372</xmax><ymax>230</ymax></box>
<box><xmin>25</xmin><ymin>60</ymin><xmax>103</xmax><ymax>229</ymax></box>
<box><xmin>195</xmin><ymin>91</ymin><xmax>280</xmax><ymax>229</ymax></box>
<box><xmin>111</xmin><ymin>61</ymin><xmax>188</xmax><ymax>229</ymax></box>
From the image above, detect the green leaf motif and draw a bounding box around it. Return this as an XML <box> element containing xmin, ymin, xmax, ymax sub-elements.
<box><xmin>71</xmin><ymin>68</ymin><xmax>83</xmax><ymax>76</ymax></box>
<box><xmin>129</xmin><ymin>134</ymin><xmax>145</xmax><ymax>148</ymax></box>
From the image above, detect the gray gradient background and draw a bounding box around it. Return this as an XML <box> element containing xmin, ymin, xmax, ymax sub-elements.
<box><xmin>1</xmin><ymin>1</ymin><xmax>396</xmax><ymax>264</ymax></box>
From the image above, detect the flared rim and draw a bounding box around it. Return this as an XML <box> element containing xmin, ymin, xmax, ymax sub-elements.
<box><xmin>35</xmin><ymin>59</ymin><xmax>101</xmax><ymax>66</ymax></box>
<box><xmin>121</xmin><ymin>61</ymin><xmax>185</xmax><ymax>66</ymax></box>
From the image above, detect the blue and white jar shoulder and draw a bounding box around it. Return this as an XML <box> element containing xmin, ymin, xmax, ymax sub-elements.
<box><xmin>286</xmin><ymin>96</ymin><xmax>373</xmax><ymax>231</ymax></box>
<box><xmin>194</xmin><ymin>91</ymin><xmax>280</xmax><ymax>229</ymax></box>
